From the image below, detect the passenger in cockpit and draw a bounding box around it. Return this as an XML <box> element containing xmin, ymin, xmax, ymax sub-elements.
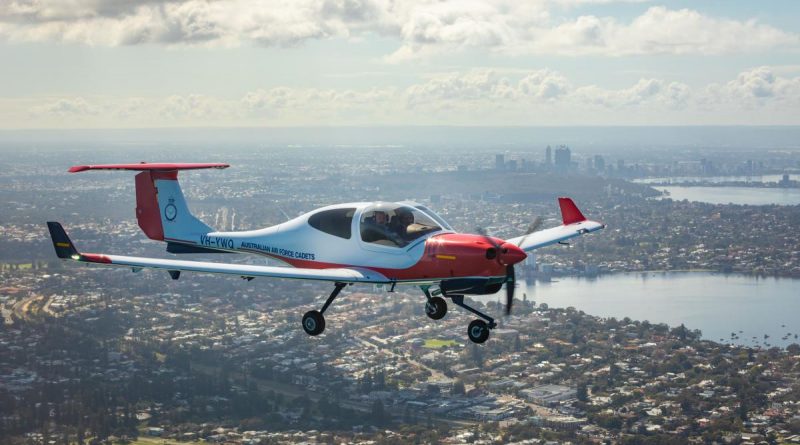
<box><xmin>390</xmin><ymin>209</ymin><xmax>414</xmax><ymax>240</ymax></box>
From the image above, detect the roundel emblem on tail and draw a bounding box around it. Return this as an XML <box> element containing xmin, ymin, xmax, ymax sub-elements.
<box><xmin>165</xmin><ymin>203</ymin><xmax>177</xmax><ymax>221</ymax></box>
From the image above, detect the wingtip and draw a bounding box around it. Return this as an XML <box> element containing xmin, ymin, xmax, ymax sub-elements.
<box><xmin>558</xmin><ymin>197</ymin><xmax>587</xmax><ymax>225</ymax></box>
<box><xmin>46</xmin><ymin>221</ymin><xmax>79</xmax><ymax>259</ymax></box>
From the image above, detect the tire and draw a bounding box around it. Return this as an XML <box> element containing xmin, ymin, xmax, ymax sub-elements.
<box><xmin>302</xmin><ymin>310</ymin><xmax>325</xmax><ymax>336</ymax></box>
<box><xmin>467</xmin><ymin>319</ymin><xmax>490</xmax><ymax>344</ymax></box>
<box><xmin>425</xmin><ymin>296</ymin><xmax>447</xmax><ymax>320</ymax></box>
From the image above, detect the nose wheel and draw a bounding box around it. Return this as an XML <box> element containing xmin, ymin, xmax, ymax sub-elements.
<box><xmin>451</xmin><ymin>295</ymin><xmax>496</xmax><ymax>343</ymax></box>
<box><xmin>468</xmin><ymin>319</ymin><xmax>490</xmax><ymax>344</ymax></box>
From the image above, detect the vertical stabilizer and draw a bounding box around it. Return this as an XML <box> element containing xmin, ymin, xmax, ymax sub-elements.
<box><xmin>68</xmin><ymin>162</ymin><xmax>228</xmax><ymax>242</ymax></box>
<box><xmin>151</xmin><ymin>172</ymin><xmax>213</xmax><ymax>241</ymax></box>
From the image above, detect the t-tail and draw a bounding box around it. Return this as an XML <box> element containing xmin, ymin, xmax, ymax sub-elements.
<box><xmin>68</xmin><ymin>163</ymin><xmax>228</xmax><ymax>251</ymax></box>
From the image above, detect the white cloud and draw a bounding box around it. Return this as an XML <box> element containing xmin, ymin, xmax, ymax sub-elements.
<box><xmin>699</xmin><ymin>66</ymin><xmax>800</xmax><ymax>111</ymax></box>
<box><xmin>1</xmin><ymin>2</ymin><xmax>796</xmax><ymax>59</ymax></box>
<box><xmin>30</xmin><ymin>96</ymin><xmax>99</xmax><ymax>116</ymax></box>
<box><xmin>406</xmin><ymin>70</ymin><xmax>515</xmax><ymax>108</ymax></box>
<box><xmin>518</xmin><ymin>69</ymin><xmax>571</xmax><ymax>101</ymax></box>
<box><xmin>242</xmin><ymin>86</ymin><xmax>395</xmax><ymax>115</ymax></box>
<box><xmin>571</xmin><ymin>78</ymin><xmax>691</xmax><ymax>109</ymax></box>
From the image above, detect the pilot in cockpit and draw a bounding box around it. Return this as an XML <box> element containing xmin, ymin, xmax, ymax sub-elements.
<box><xmin>362</xmin><ymin>210</ymin><xmax>392</xmax><ymax>243</ymax></box>
<box><xmin>373</xmin><ymin>210</ymin><xmax>388</xmax><ymax>227</ymax></box>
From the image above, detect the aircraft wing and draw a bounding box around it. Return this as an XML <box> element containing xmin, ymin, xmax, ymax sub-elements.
<box><xmin>46</xmin><ymin>222</ymin><xmax>390</xmax><ymax>284</ymax></box>
<box><xmin>506</xmin><ymin>198</ymin><xmax>606</xmax><ymax>252</ymax></box>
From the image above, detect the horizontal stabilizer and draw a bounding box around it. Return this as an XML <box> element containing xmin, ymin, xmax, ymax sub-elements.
<box><xmin>69</xmin><ymin>163</ymin><xmax>229</xmax><ymax>173</ymax></box>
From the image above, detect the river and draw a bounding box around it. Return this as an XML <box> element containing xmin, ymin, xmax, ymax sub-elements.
<box><xmin>653</xmin><ymin>186</ymin><xmax>800</xmax><ymax>205</ymax></box>
<box><xmin>635</xmin><ymin>174</ymin><xmax>800</xmax><ymax>184</ymax></box>
<box><xmin>477</xmin><ymin>272</ymin><xmax>800</xmax><ymax>348</ymax></box>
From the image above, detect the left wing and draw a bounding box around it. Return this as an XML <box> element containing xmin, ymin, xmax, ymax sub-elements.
<box><xmin>46</xmin><ymin>222</ymin><xmax>390</xmax><ymax>284</ymax></box>
<box><xmin>506</xmin><ymin>198</ymin><xmax>605</xmax><ymax>251</ymax></box>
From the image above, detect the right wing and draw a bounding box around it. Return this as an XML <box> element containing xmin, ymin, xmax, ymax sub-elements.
<box><xmin>506</xmin><ymin>198</ymin><xmax>605</xmax><ymax>251</ymax></box>
<box><xmin>46</xmin><ymin>222</ymin><xmax>390</xmax><ymax>284</ymax></box>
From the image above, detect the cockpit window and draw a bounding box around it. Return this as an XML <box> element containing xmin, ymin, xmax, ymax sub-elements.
<box><xmin>308</xmin><ymin>208</ymin><xmax>355</xmax><ymax>239</ymax></box>
<box><xmin>413</xmin><ymin>204</ymin><xmax>454</xmax><ymax>231</ymax></box>
<box><xmin>360</xmin><ymin>204</ymin><xmax>442</xmax><ymax>247</ymax></box>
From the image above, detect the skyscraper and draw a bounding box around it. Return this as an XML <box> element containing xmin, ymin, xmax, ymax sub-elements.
<box><xmin>495</xmin><ymin>154</ymin><xmax>505</xmax><ymax>171</ymax></box>
<box><xmin>594</xmin><ymin>155</ymin><xmax>605</xmax><ymax>173</ymax></box>
<box><xmin>545</xmin><ymin>146</ymin><xmax>552</xmax><ymax>165</ymax></box>
<box><xmin>554</xmin><ymin>146</ymin><xmax>571</xmax><ymax>171</ymax></box>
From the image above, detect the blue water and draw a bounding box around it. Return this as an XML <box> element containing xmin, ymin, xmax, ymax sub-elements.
<box><xmin>654</xmin><ymin>186</ymin><xmax>800</xmax><ymax>205</ymax></box>
<box><xmin>636</xmin><ymin>174</ymin><xmax>799</xmax><ymax>184</ymax></box>
<box><xmin>479</xmin><ymin>272</ymin><xmax>800</xmax><ymax>348</ymax></box>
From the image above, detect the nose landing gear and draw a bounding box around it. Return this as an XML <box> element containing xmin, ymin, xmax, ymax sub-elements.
<box><xmin>451</xmin><ymin>295</ymin><xmax>496</xmax><ymax>344</ymax></box>
<box><xmin>467</xmin><ymin>319</ymin><xmax>490</xmax><ymax>344</ymax></box>
<box><xmin>420</xmin><ymin>286</ymin><xmax>496</xmax><ymax>344</ymax></box>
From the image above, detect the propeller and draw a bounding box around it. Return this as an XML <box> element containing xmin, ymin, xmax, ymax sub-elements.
<box><xmin>477</xmin><ymin>217</ymin><xmax>542</xmax><ymax>316</ymax></box>
<box><xmin>475</xmin><ymin>226</ymin><xmax>517</xmax><ymax>316</ymax></box>
<box><xmin>505</xmin><ymin>264</ymin><xmax>515</xmax><ymax>315</ymax></box>
<box><xmin>514</xmin><ymin>215</ymin><xmax>543</xmax><ymax>248</ymax></box>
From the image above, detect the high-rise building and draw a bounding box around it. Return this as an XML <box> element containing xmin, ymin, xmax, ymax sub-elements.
<box><xmin>554</xmin><ymin>146</ymin><xmax>571</xmax><ymax>171</ymax></box>
<box><xmin>545</xmin><ymin>146</ymin><xmax>552</xmax><ymax>165</ymax></box>
<box><xmin>495</xmin><ymin>154</ymin><xmax>505</xmax><ymax>171</ymax></box>
<box><xmin>594</xmin><ymin>155</ymin><xmax>605</xmax><ymax>173</ymax></box>
<box><xmin>700</xmin><ymin>158</ymin><xmax>715</xmax><ymax>175</ymax></box>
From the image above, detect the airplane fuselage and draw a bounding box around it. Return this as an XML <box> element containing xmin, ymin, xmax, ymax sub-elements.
<box><xmin>165</xmin><ymin>202</ymin><xmax>525</xmax><ymax>284</ymax></box>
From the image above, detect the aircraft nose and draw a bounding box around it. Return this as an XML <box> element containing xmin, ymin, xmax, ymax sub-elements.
<box><xmin>499</xmin><ymin>243</ymin><xmax>527</xmax><ymax>266</ymax></box>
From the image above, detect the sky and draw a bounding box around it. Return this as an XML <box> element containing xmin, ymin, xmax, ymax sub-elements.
<box><xmin>1</xmin><ymin>0</ymin><xmax>799</xmax><ymax>129</ymax></box>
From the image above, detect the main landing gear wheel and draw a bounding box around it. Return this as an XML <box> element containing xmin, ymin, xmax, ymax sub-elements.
<box><xmin>468</xmin><ymin>319</ymin><xmax>490</xmax><ymax>344</ymax></box>
<box><xmin>302</xmin><ymin>310</ymin><xmax>325</xmax><ymax>336</ymax></box>
<box><xmin>425</xmin><ymin>296</ymin><xmax>447</xmax><ymax>320</ymax></box>
<box><xmin>301</xmin><ymin>282</ymin><xmax>346</xmax><ymax>337</ymax></box>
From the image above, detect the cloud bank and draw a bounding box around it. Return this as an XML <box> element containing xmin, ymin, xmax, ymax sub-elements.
<box><xmin>8</xmin><ymin>66</ymin><xmax>799</xmax><ymax>128</ymax></box>
<box><xmin>1</xmin><ymin>1</ymin><xmax>796</xmax><ymax>59</ymax></box>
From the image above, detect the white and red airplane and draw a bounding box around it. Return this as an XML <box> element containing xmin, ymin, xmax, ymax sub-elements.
<box><xmin>47</xmin><ymin>163</ymin><xmax>605</xmax><ymax>343</ymax></box>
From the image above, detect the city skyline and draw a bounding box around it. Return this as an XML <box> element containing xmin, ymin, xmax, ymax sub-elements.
<box><xmin>1</xmin><ymin>1</ymin><xmax>800</xmax><ymax>128</ymax></box>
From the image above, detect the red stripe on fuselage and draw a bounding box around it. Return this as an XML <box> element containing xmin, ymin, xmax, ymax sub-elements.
<box><xmin>246</xmin><ymin>233</ymin><xmax>523</xmax><ymax>281</ymax></box>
